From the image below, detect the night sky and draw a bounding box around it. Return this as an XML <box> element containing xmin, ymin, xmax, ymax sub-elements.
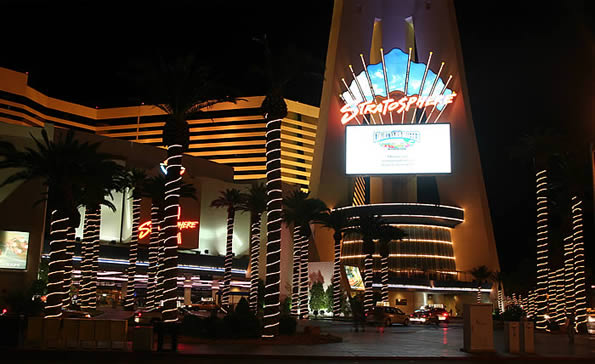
<box><xmin>1</xmin><ymin>1</ymin><xmax>593</xmax><ymax>288</ymax></box>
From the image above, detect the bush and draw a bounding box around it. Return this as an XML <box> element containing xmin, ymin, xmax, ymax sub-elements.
<box><xmin>501</xmin><ymin>305</ymin><xmax>524</xmax><ymax>321</ymax></box>
<box><xmin>279</xmin><ymin>315</ymin><xmax>297</xmax><ymax>335</ymax></box>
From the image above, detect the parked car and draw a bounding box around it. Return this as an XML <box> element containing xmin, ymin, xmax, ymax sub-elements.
<box><xmin>410</xmin><ymin>307</ymin><xmax>449</xmax><ymax>325</ymax></box>
<box><xmin>587</xmin><ymin>308</ymin><xmax>595</xmax><ymax>335</ymax></box>
<box><xmin>366</xmin><ymin>306</ymin><xmax>410</xmax><ymax>327</ymax></box>
<box><xmin>132</xmin><ymin>309</ymin><xmax>164</xmax><ymax>326</ymax></box>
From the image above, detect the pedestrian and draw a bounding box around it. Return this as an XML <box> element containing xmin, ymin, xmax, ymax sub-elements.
<box><xmin>566</xmin><ymin>313</ymin><xmax>575</xmax><ymax>344</ymax></box>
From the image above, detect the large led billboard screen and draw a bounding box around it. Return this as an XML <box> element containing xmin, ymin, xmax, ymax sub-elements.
<box><xmin>0</xmin><ymin>230</ymin><xmax>29</xmax><ymax>270</ymax></box>
<box><xmin>344</xmin><ymin>265</ymin><xmax>365</xmax><ymax>291</ymax></box>
<box><xmin>345</xmin><ymin>124</ymin><xmax>451</xmax><ymax>175</ymax></box>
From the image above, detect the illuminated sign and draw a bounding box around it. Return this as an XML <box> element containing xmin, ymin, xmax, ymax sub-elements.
<box><xmin>138</xmin><ymin>207</ymin><xmax>198</xmax><ymax>244</ymax></box>
<box><xmin>340</xmin><ymin>94</ymin><xmax>456</xmax><ymax>125</ymax></box>
<box><xmin>345</xmin><ymin>124</ymin><xmax>451</xmax><ymax>175</ymax></box>
<box><xmin>340</xmin><ymin>48</ymin><xmax>456</xmax><ymax>125</ymax></box>
<box><xmin>344</xmin><ymin>265</ymin><xmax>365</xmax><ymax>291</ymax></box>
<box><xmin>0</xmin><ymin>230</ymin><xmax>29</xmax><ymax>270</ymax></box>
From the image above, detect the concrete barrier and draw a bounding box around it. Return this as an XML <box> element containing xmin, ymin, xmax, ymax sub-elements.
<box><xmin>79</xmin><ymin>319</ymin><xmax>96</xmax><ymax>349</ymax></box>
<box><xmin>94</xmin><ymin>320</ymin><xmax>111</xmax><ymax>349</ymax></box>
<box><xmin>62</xmin><ymin>319</ymin><xmax>80</xmax><ymax>348</ymax></box>
<box><xmin>43</xmin><ymin>318</ymin><xmax>63</xmax><ymax>349</ymax></box>
<box><xmin>109</xmin><ymin>320</ymin><xmax>128</xmax><ymax>350</ymax></box>
<box><xmin>25</xmin><ymin>317</ymin><xmax>44</xmax><ymax>348</ymax></box>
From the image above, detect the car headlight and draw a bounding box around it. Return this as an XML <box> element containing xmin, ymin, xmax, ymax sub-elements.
<box><xmin>134</xmin><ymin>317</ymin><xmax>140</xmax><ymax>323</ymax></box>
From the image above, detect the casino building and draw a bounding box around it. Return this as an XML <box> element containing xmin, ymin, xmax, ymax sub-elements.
<box><xmin>309</xmin><ymin>0</ymin><xmax>499</xmax><ymax>314</ymax></box>
<box><xmin>0</xmin><ymin>0</ymin><xmax>500</xmax><ymax>314</ymax></box>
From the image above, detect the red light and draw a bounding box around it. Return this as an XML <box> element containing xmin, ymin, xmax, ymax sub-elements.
<box><xmin>422</xmin><ymin>315</ymin><xmax>426</xmax><ymax>318</ymax></box>
<box><xmin>365</xmin><ymin>313</ymin><xmax>368</xmax><ymax>317</ymax></box>
<box><xmin>2</xmin><ymin>308</ymin><xmax>6</xmax><ymax>314</ymax></box>
<box><xmin>443</xmin><ymin>313</ymin><xmax>448</xmax><ymax>317</ymax></box>
<box><xmin>137</xmin><ymin>312</ymin><xmax>142</xmax><ymax>317</ymax></box>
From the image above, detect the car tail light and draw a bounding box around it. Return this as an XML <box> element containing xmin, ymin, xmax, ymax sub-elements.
<box><xmin>1</xmin><ymin>308</ymin><xmax>6</xmax><ymax>314</ymax></box>
<box><xmin>422</xmin><ymin>314</ymin><xmax>426</xmax><ymax>318</ymax></box>
<box><xmin>443</xmin><ymin>313</ymin><xmax>448</xmax><ymax>317</ymax></box>
<box><xmin>137</xmin><ymin>312</ymin><xmax>142</xmax><ymax>317</ymax></box>
<box><xmin>365</xmin><ymin>313</ymin><xmax>368</xmax><ymax>317</ymax></box>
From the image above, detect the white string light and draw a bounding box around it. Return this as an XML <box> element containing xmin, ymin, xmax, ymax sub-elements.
<box><xmin>534</xmin><ymin>169</ymin><xmax>549</xmax><ymax>330</ymax></box>
<box><xmin>222</xmin><ymin>213</ymin><xmax>235</xmax><ymax>307</ymax></box>
<box><xmin>45</xmin><ymin>210</ymin><xmax>68</xmax><ymax>318</ymax></box>
<box><xmin>291</xmin><ymin>226</ymin><xmax>301</xmax><ymax>317</ymax></box>
<box><xmin>249</xmin><ymin>213</ymin><xmax>262</xmax><ymax>313</ymax></box>
<box><xmin>124</xmin><ymin>197</ymin><xmax>141</xmax><ymax>310</ymax></box>
<box><xmin>571</xmin><ymin>197</ymin><xmax>587</xmax><ymax>331</ymax></box>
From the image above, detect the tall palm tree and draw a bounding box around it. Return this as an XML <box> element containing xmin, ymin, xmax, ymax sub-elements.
<box><xmin>377</xmin><ymin>225</ymin><xmax>406</xmax><ymax>303</ymax></box>
<box><xmin>344</xmin><ymin>214</ymin><xmax>386</xmax><ymax>315</ymax></box>
<box><xmin>314</xmin><ymin>208</ymin><xmax>351</xmax><ymax>317</ymax></box>
<box><xmin>282</xmin><ymin>190</ymin><xmax>328</xmax><ymax>319</ymax></box>
<box><xmin>139</xmin><ymin>54</ymin><xmax>236</xmax><ymax>322</ymax></box>
<box><xmin>470</xmin><ymin>265</ymin><xmax>493</xmax><ymax>303</ymax></box>
<box><xmin>256</xmin><ymin>37</ymin><xmax>322</xmax><ymax>338</ymax></box>
<box><xmin>0</xmin><ymin>129</ymin><xmax>113</xmax><ymax>317</ymax></box>
<box><xmin>143</xmin><ymin>175</ymin><xmax>196</xmax><ymax>309</ymax></box>
<box><xmin>123</xmin><ymin>168</ymin><xmax>149</xmax><ymax>310</ymax></box>
<box><xmin>238</xmin><ymin>183</ymin><xmax>267</xmax><ymax>313</ymax></box>
<box><xmin>211</xmin><ymin>188</ymin><xmax>245</xmax><ymax>308</ymax></box>
<box><xmin>491</xmin><ymin>271</ymin><xmax>505</xmax><ymax>313</ymax></box>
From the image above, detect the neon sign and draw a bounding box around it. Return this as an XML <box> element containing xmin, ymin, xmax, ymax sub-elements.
<box><xmin>340</xmin><ymin>48</ymin><xmax>456</xmax><ymax>125</ymax></box>
<box><xmin>340</xmin><ymin>93</ymin><xmax>456</xmax><ymax>125</ymax></box>
<box><xmin>138</xmin><ymin>206</ymin><xmax>198</xmax><ymax>245</ymax></box>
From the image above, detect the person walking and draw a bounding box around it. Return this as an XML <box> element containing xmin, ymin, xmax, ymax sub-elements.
<box><xmin>566</xmin><ymin>313</ymin><xmax>575</xmax><ymax>344</ymax></box>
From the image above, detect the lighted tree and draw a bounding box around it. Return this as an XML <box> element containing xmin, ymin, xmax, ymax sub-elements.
<box><xmin>211</xmin><ymin>188</ymin><xmax>245</xmax><ymax>308</ymax></box>
<box><xmin>470</xmin><ymin>265</ymin><xmax>492</xmax><ymax>303</ymax></box>
<box><xmin>377</xmin><ymin>225</ymin><xmax>406</xmax><ymax>303</ymax></box>
<box><xmin>314</xmin><ymin>208</ymin><xmax>351</xmax><ymax>317</ymax></box>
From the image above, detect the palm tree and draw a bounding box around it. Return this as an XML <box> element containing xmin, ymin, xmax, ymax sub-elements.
<box><xmin>377</xmin><ymin>225</ymin><xmax>406</xmax><ymax>303</ymax></box>
<box><xmin>210</xmin><ymin>188</ymin><xmax>245</xmax><ymax>308</ymax></box>
<box><xmin>470</xmin><ymin>265</ymin><xmax>493</xmax><ymax>303</ymax></box>
<box><xmin>123</xmin><ymin>168</ymin><xmax>149</xmax><ymax>310</ymax></box>
<box><xmin>491</xmin><ymin>271</ymin><xmax>505</xmax><ymax>313</ymax></box>
<box><xmin>282</xmin><ymin>190</ymin><xmax>328</xmax><ymax>319</ymax></box>
<box><xmin>143</xmin><ymin>175</ymin><xmax>196</xmax><ymax>309</ymax></box>
<box><xmin>138</xmin><ymin>54</ymin><xmax>236</xmax><ymax>322</ymax></box>
<box><xmin>0</xmin><ymin>129</ymin><xmax>114</xmax><ymax>317</ymax></box>
<box><xmin>78</xmin><ymin>159</ymin><xmax>126</xmax><ymax>310</ymax></box>
<box><xmin>314</xmin><ymin>208</ymin><xmax>351</xmax><ymax>317</ymax></box>
<box><xmin>238</xmin><ymin>183</ymin><xmax>267</xmax><ymax>313</ymax></box>
<box><xmin>344</xmin><ymin>213</ymin><xmax>386</xmax><ymax>315</ymax></box>
<box><xmin>256</xmin><ymin>37</ymin><xmax>322</xmax><ymax>338</ymax></box>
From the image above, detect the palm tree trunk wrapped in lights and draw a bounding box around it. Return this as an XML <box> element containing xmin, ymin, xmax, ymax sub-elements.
<box><xmin>470</xmin><ymin>265</ymin><xmax>492</xmax><ymax>304</ymax></box>
<box><xmin>248</xmin><ymin>212</ymin><xmax>263</xmax><ymax>313</ymax></box>
<box><xmin>210</xmin><ymin>189</ymin><xmax>244</xmax><ymax>308</ymax></box>
<box><xmin>534</xmin><ymin>169</ymin><xmax>550</xmax><ymax>330</ymax></box>
<box><xmin>239</xmin><ymin>183</ymin><xmax>266</xmax><ymax>314</ymax></box>
<box><xmin>380</xmin><ymin>256</ymin><xmax>389</xmax><ymax>302</ymax></box>
<box><xmin>571</xmin><ymin>196</ymin><xmax>587</xmax><ymax>332</ymax></box>
<box><xmin>332</xmin><ymin>231</ymin><xmax>342</xmax><ymax>317</ymax></box>
<box><xmin>298</xmin><ymin>233</ymin><xmax>310</xmax><ymax>319</ymax></box>
<box><xmin>161</xmin><ymin>143</ymin><xmax>183</xmax><ymax>322</ymax></box>
<box><xmin>124</xmin><ymin>196</ymin><xmax>142</xmax><ymax>310</ymax></box>
<box><xmin>89</xmin><ymin>214</ymin><xmax>101</xmax><ymax>310</ymax></box>
<box><xmin>363</xmin><ymin>252</ymin><xmax>374</xmax><ymax>314</ymax></box>
<box><xmin>146</xmin><ymin>205</ymin><xmax>160</xmax><ymax>310</ymax></box>
<box><xmin>290</xmin><ymin>227</ymin><xmax>302</xmax><ymax>317</ymax></box>
<box><xmin>563</xmin><ymin>235</ymin><xmax>575</xmax><ymax>317</ymax></box>
<box><xmin>555</xmin><ymin>268</ymin><xmax>566</xmax><ymax>326</ymax></box>
<box><xmin>262</xmin><ymin>115</ymin><xmax>283</xmax><ymax>338</ymax></box>
<box><xmin>80</xmin><ymin>207</ymin><xmax>100</xmax><ymax>309</ymax></box>
<box><xmin>45</xmin><ymin>210</ymin><xmax>69</xmax><ymax>318</ymax></box>
<box><xmin>156</xmin><ymin>214</ymin><xmax>166</xmax><ymax>308</ymax></box>
<box><xmin>63</xmin><ymin>226</ymin><xmax>76</xmax><ymax>308</ymax></box>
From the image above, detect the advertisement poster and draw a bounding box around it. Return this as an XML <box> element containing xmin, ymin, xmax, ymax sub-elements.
<box><xmin>344</xmin><ymin>265</ymin><xmax>365</xmax><ymax>291</ymax></box>
<box><xmin>0</xmin><ymin>230</ymin><xmax>29</xmax><ymax>270</ymax></box>
<box><xmin>345</xmin><ymin>124</ymin><xmax>451</xmax><ymax>175</ymax></box>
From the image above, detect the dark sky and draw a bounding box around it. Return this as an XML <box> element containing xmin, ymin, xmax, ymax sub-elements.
<box><xmin>1</xmin><ymin>1</ymin><xmax>593</xmax><ymax>285</ymax></box>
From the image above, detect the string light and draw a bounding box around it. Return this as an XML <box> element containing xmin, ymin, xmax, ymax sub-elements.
<box><xmin>563</xmin><ymin>235</ymin><xmax>575</xmax><ymax>317</ymax></box>
<box><xmin>45</xmin><ymin>210</ymin><xmax>69</xmax><ymax>318</ymax></box>
<box><xmin>291</xmin><ymin>227</ymin><xmax>301</xmax><ymax>317</ymax></box>
<box><xmin>332</xmin><ymin>230</ymin><xmax>342</xmax><ymax>317</ymax></box>
<box><xmin>124</xmin><ymin>197</ymin><xmax>141</xmax><ymax>310</ymax></box>
<box><xmin>571</xmin><ymin>197</ymin><xmax>587</xmax><ymax>331</ymax></box>
<box><xmin>222</xmin><ymin>213</ymin><xmax>235</xmax><ymax>307</ymax></box>
<box><xmin>249</xmin><ymin>213</ymin><xmax>262</xmax><ymax>313</ymax></box>
<box><xmin>298</xmin><ymin>230</ymin><xmax>310</xmax><ymax>319</ymax></box>
<box><xmin>534</xmin><ymin>169</ymin><xmax>549</xmax><ymax>330</ymax></box>
<box><xmin>63</xmin><ymin>226</ymin><xmax>75</xmax><ymax>308</ymax></box>
<box><xmin>262</xmin><ymin>118</ymin><xmax>282</xmax><ymax>338</ymax></box>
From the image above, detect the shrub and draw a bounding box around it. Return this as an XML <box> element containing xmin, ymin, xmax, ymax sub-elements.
<box><xmin>501</xmin><ymin>305</ymin><xmax>524</xmax><ymax>321</ymax></box>
<box><xmin>279</xmin><ymin>314</ymin><xmax>297</xmax><ymax>335</ymax></box>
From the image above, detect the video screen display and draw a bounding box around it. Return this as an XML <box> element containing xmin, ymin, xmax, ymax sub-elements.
<box><xmin>0</xmin><ymin>230</ymin><xmax>29</xmax><ymax>270</ymax></box>
<box><xmin>344</xmin><ymin>265</ymin><xmax>365</xmax><ymax>291</ymax></box>
<box><xmin>345</xmin><ymin>124</ymin><xmax>451</xmax><ymax>175</ymax></box>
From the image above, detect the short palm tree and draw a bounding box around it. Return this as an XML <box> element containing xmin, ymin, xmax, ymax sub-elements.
<box><xmin>377</xmin><ymin>225</ymin><xmax>406</xmax><ymax>303</ymax></box>
<box><xmin>238</xmin><ymin>183</ymin><xmax>267</xmax><ymax>313</ymax></box>
<box><xmin>282</xmin><ymin>190</ymin><xmax>328</xmax><ymax>319</ymax></box>
<box><xmin>138</xmin><ymin>54</ymin><xmax>236</xmax><ymax>322</ymax></box>
<box><xmin>491</xmin><ymin>271</ymin><xmax>505</xmax><ymax>313</ymax></box>
<box><xmin>314</xmin><ymin>208</ymin><xmax>351</xmax><ymax>317</ymax></box>
<box><xmin>344</xmin><ymin>213</ymin><xmax>386</xmax><ymax>315</ymax></box>
<box><xmin>123</xmin><ymin>168</ymin><xmax>149</xmax><ymax>310</ymax></box>
<box><xmin>0</xmin><ymin>129</ymin><xmax>114</xmax><ymax>317</ymax></box>
<box><xmin>78</xmin><ymin>159</ymin><xmax>126</xmax><ymax>310</ymax></box>
<box><xmin>470</xmin><ymin>265</ymin><xmax>493</xmax><ymax>303</ymax></box>
<box><xmin>211</xmin><ymin>188</ymin><xmax>245</xmax><ymax>308</ymax></box>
